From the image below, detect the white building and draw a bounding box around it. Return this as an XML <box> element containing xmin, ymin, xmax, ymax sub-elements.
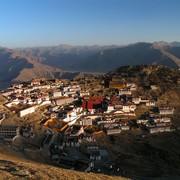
<box><xmin>132</xmin><ymin>97</ymin><xmax>141</xmax><ymax>104</ymax></box>
<box><xmin>107</xmin><ymin>128</ymin><xmax>121</xmax><ymax>135</ymax></box>
<box><xmin>161</xmin><ymin>118</ymin><xmax>171</xmax><ymax>123</ymax></box>
<box><xmin>126</xmin><ymin>83</ymin><xmax>136</xmax><ymax>88</ymax></box>
<box><xmin>121</xmin><ymin>125</ymin><xmax>130</xmax><ymax>130</ymax></box>
<box><xmin>146</xmin><ymin>101</ymin><xmax>155</xmax><ymax>106</ymax></box>
<box><xmin>119</xmin><ymin>90</ymin><xmax>131</xmax><ymax>95</ymax></box>
<box><xmin>81</xmin><ymin>118</ymin><xmax>92</xmax><ymax>126</ymax></box>
<box><xmin>80</xmin><ymin>91</ymin><xmax>90</xmax><ymax>97</ymax></box>
<box><xmin>38</xmin><ymin>85</ymin><xmax>51</xmax><ymax>89</ymax></box>
<box><xmin>1</xmin><ymin>90</ymin><xmax>14</xmax><ymax>96</ymax></box>
<box><xmin>122</xmin><ymin>105</ymin><xmax>130</xmax><ymax>112</ymax></box>
<box><xmin>69</xmin><ymin>86</ymin><xmax>81</xmax><ymax>92</ymax></box>
<box><xmin>63</xmin><ymin>86</ymin><xmax>69</xmax><ymax>92</ymax></box>
<box><xmin>151</xmin><ymin>85</ymin><xmax>158</xmax><ymax>90</ymax></box>
<box><xmin>106</xmin><ymin>105</ymin><xmax>115</xmax><ymax>113</ymax></box>
<box><xmin>54</xmin><ymin>97</ymin><xmax>75</xmax><ymax>106</ymax></box>
<box><xmin>159</xmin><ymin>107</ymin><xmax>174</xmax><ymax>115</ymax></box>
<box><xmin>63</xmin><ymin>109</ymin><xmax>78</xmax><ymax>123</ymax></box>
<box><xmin>19</xmin><ymin>106</ymin><xmax>36</xmax><ymax>117</ymax></box>
<box><xmin>64</xmin><ymin>91</ymin><xmax>77</xmax><ymax>97</ymax></box>
<box><xmin>122</xmin><ymin>105</ymin><xmax>136</xmax><ymax>112</ymax></box>
<box><xmin>53</xmin><ymin>91</ymin><xmax>62</xmax><ymax>98</ymax></box>
<box><xmin>0</xmin><ymin>113</ymin><xmax>6</xmax><ymax>125</ymax></box>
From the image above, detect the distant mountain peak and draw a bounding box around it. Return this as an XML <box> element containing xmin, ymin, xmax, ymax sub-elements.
<box><xmin>1</xmin><ymin>42</ymin><xmax>180</xmax><ymax>90</ymax></box>
<box><xmin>170</xmin><ymin>41</ymin><xmax>180</xmax><ymax>47</ymax></box>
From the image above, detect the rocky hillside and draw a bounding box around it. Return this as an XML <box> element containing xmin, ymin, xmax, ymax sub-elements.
<box><xmin>104</xmin><ymin>65</ymin><xmax>180</xmax><ymax>91</ymax></box>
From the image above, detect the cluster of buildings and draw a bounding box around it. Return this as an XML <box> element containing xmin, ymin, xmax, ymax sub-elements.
<box><xmin>2</xmin><ymin>79</ymin><xmax>82</xmax><ymax>117</ymax></box>
<box><xmin>137</xmin><ymin>117</ymin><xmax>173</xmax><ymax>134</ymax></box>
<box><xmin>0</xmin><ymin>77</ymin><xmax>176</xmax><ymax>173</ymax></box>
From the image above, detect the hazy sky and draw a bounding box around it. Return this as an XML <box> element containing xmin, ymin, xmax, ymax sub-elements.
<box><xmin>0</xmin><ymin>0</ymin><xmax>180</xmax><ymax>48</ymax></box>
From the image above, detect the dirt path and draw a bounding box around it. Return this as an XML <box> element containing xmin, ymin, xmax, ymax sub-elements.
<box><xmin>160</xmin><ymin>49</ymin><xmax>180</xmax><ymax>67</ymax></box>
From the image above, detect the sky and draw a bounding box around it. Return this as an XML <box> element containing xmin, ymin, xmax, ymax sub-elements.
<box><xmin>0</xmin><ymin>0</ymin><xmax>180</xmax><ymax>48</ymax></box>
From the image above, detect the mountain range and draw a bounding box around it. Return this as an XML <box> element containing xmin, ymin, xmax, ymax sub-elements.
<box><xmin>0</xmin><ymin>42</ymin><xmax>180</xmax><ymax>89</ymax></box>
<box><xmin>17</xmin><ymin>44</ymin><xmax>120</xmax><ymax>70</ymax></box>
<box><xmin>73</xmin><ymin>42</ymin><xmax>180</xmax><ymax>72</ymax></box>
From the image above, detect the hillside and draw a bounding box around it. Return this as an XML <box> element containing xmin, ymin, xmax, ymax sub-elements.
<box><xmin>0</xmin><ymin>47</ymin><xmax>97</xmax><ymax>89</ymax></box>
<box><xmin>0</xmin><ymin>47</ymin><xmax>60</xmax><ymax>82</ymax></box>
<box><xmin>166</xmin><ymin>46</ymin><xmax>180</xmax><ymax>59</ymax></box>
<box><xmin>153</xmin><ymin>43</ymin><xmax>180</xmax><ymax>67</ymax></box>
<box><xmin>0</xmin><ymin>65</ymin><xmax>180</xmax><ymax>179</ymax></box>
<box><xmin>104</xmin><ymin>65</ymin><xmax>180</xmax><ymax>91</ymax></box>
<box><xmin>0</xmin><ymin>144</ymin><xmax>126</xmax><ymax>180</ymax></box>
<box><xmin>72</xmin><ymin>43</ymin><xmax>179</xmax><ymax>72</ymax></box>
<box><xmin>0</xmin><ymin>48</ymin><xmax>33</xmax><ymax>82</ymax></box>
<box><xmin>98</xmin><ymin>65</ymin><xmax>180</xmax><ymax>177</ymax></box>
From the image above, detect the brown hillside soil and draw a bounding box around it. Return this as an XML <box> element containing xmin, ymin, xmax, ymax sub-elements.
<box><xmin>94</xmin><ymin>131</ymin><xmax>180</xmax><ymax>177</ymax></box>
<box><xmin>0</xmin><ymin>144</ymin><xmax>127</xmax><ymax>180</ymax></box>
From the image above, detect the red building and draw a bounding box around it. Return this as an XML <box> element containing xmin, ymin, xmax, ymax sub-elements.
<box><xmin>82</xmin><ymin>96</ymin><xmax>104</xmax><ymax>110</ymax></box>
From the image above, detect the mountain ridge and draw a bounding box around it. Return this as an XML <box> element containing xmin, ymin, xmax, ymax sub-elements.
<box><xmin>16</xmin><ymin>44</ymin><xmax>121</xmax><ymax>70</ymax></box>
<box><xmin>1</xmin><ymin>42</ymin><xmax>180</xmax><ymax>90</ymax></box>
<box><xmin>72</xmin><ymin>42</ymin><xmax>179</xmax><ymax>72</ymax></box>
